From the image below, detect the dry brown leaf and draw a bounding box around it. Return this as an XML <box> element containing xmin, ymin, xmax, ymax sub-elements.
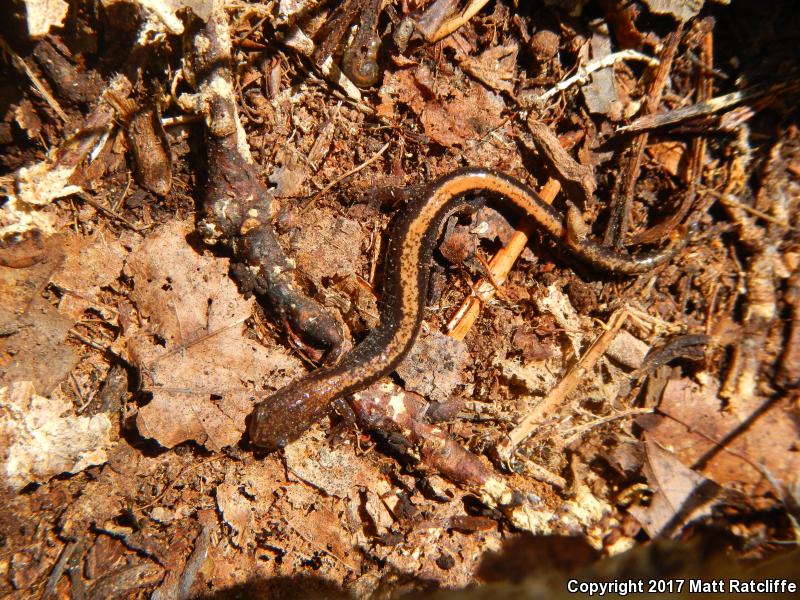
<box><xmin>290</xmin><ymin>213</ymin><xmax>364</xmax><ymax>292</ymax></box>
<box><xmin>580</xmin><ymin>33</ymin><xmax>622</xmax><ymax>119</ymax></box>
<box><xmin>420</xmin><ymin>85</ymin><xmax>505</xmax><ymax>148</ymax></box>
<box><xmin>637</xmin><ymin>378</ymin><xmax>800</xmax><ymax>502</ymax></box>
<box><xmin>1</xmin><ymin>307</ymin><xmax>79</xmax><ymax>395</ymax></box>
<box><xmin>286</xmin><ymin>500</ymin><xmax>359</xmax><ymax>571</ymax></box>
<box><xmin>122</xmin><ymin>219</ymin><xmax>302</xmax><ymax>451</ymax></box>
<box><xmin>363</xmin><ymin>490</ymin><xmax>394</xmax><ymax>535</ymax></box>
<box><xmin>216</xmin><ymin>481</ymin><xmax>252</xmax><ymax>548</ymax></box>
<box><xmin>24</xmin><ymin>0</ymin><xmax>69</xmax><ymax>38</ymax></box>
<box><xmin>379</xmin><ymin>69</ymin><xmax>505</xmax><ymax>148</ymax></box>
<box><xmin>51</xmin><ymin>232</ymin><xmax>135</xmax><ymax>321</ymax></box>
<box><xmin>269</xmin><ymin>147</ymin><xmax>307</xmax><ymax>197</ymax></box>
<box><xmin>284</xmin><ymin>433</ymin><xmax>387</xmax><ymax>499</ymax></box>
<box><xmin>646</xmin><ymin>141</ymin><xmax>687</xmax><ymax>177</ymax></box>
<box><xmin>642</xmin><ymin>0</ymin><xmax>727</xmax><ymax>22</ymax></box>
<box><xmin>376</xmin><ymin>69</ymin><xmax>425</xmax><ymax>120</ymax></box>
<box><xmin>0</xmin><ymin>240</ymin><xmax>80</xmax><ymax>394</ymax></box>
<box><xmin>13</xmin><ymin>99</ymin><xmax>42</xmax><ymax>138</ymax></box>
<box><xmin>628</xmin><ymin>435</ymin><xmax>720</xmax><ymax>538</ymax></box>
<box><xmin>100</xmin><ymin>0</ymin><xmax>214</xmax><ymax>36</ymax></box>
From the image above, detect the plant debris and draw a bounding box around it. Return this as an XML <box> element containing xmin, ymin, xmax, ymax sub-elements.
<box><xmin>1</xmin><ymin>0</ymin><xmax>799</xmax><ymax>597</ymax></box>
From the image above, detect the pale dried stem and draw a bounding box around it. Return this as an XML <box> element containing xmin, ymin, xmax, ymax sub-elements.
<box><xmin>430</xmin><ymin>0</ymin><xmax>492</xmax><ymax>43</ymax></box>
<box><xmin>498</xmin><ymin>307</ymin><xmax>631</xmax><ymax>461</ymax></box>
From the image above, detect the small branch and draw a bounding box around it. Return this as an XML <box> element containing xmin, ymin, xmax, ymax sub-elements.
<box><xmin>604</xmin><ymin>25</ymin><xmax>683</xmax><ymax>249</ymax></box>
<box><xmin>562</xmin><ymin>407</ymin><xmax>655</xmax><ymax>446</ymax></box>
<box><xmin>616</xmin><ymin>79</ymin><xmax>800</xmax><ymax>135</ymax></box>
<box><xmin>302</xmin><ymin>140</ymin><xmax>391</xmax><ymax>210</ymax></box>
<box><xmin>430</xmin><ymin>0</ymin><xmax>492</xmax><ymax>43</ymax></box>
<box><xmin>75</xmin><ymin>191</ymin><xmax>146</xmax><ymax>232</ymax></box>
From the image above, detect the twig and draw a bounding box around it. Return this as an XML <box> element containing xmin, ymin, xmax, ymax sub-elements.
<box><xmin>68</xmin><ymin>329</ymin><xmax>108</xmax><ymax>352</ymax></box>
<box><xmin>75</xmin><ymin>191</ymin><xmax>146</xmax><ymax>232</ymax></box>
<box><xmin>631</xmin><ymin>19</ymin><xmax>714</xmax><ymax>245</ymax></box>
<box><xmin>604</xmin><ymin>26</ymin><xmax>684</xmax><ymax>249</ymax></box>
<box><xmin>616</xmin><ymin>78</ymin><xmax>800</xmax><ymax>135</ymax></box>
<box><xmin>160</xmin><ymin>114</ymin><xmax>203</xmax><ymax>128</ymax></box>
<box><xmin>562</xmin><ymin>407</ymin><xmax>655</xmax><ymax>445</ymax></box>
<box><xmin>42</xmin><ymin>539</ymin><xmax>83</xmax><ymax>600</ymax></box>
<box><xmin>134</xmin><ymin>456</ymin><xmax>223</xmax><ymax>513</ymax></box>
<box><xmin>182</xmin><ymin>3</ymin><xmax>345</xmax><ymax>361</ymax></box>
<box><xmin>706</xmin><ymin>188</ymin><xmax>795</xmax><ymax>229</ymax></box>
<box><xmin>446</xmin><ymin>179</ymin><xmax>561</xmax><ymax>340</ymax></box>
<box><xmin>70</xmin><ymin>371</ymin><xmax>94</xmax><ymax>413</ymax></box>
<box><xmin>497</xmin><ymin>307</ymin><xmax>631</xmax><ymax>462</ymax></box>
<box><xmin>430</xmin><ymin>0</ymin><xmax>492</xmax><ymax>43</ymax></box>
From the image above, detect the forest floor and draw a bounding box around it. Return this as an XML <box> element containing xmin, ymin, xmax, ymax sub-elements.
<box><xmin>1</xmin><ymin>0</ymin><xmax>799</xmax><ymax>598</ymax></box>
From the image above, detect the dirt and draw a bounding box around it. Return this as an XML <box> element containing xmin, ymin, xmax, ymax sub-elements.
<box><xmin>1</xmin><ymin>0</ymin><xmax>799</xmax><ymax>598</ymax></box>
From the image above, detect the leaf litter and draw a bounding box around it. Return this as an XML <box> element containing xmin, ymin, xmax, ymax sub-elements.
<box><xmin>1</xmin><ymin>0</ymin><xmax>799</xmax><ymax>597</ymax></box>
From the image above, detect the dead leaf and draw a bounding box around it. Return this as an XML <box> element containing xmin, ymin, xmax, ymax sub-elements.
<box><xmin>290</xmin><ymin>214</ymin><xmax>364</xmax><ymax>291</ymax></box>
<box><xmin>101</xmin><ymin>0</ymin><xmax>214</xmax><ymax>36</ymax></box>
<box><xmin>364</xmin><ymin>490</ymin><xmax>394</xmax><ymax>535</ymax></box>
<box><xmin>24</xmin><ymin>0</ymin><xmax>69</xmax><ymax>38</ymax></box>
<box><xmin>13</xmin><ymin>99</ymin><xmax>42</xmax><ymax>138</ymax></box>
<box><xmin>420</xmin><ymin>85</ymin><xmax>505</xmax><ymax>148</ymax></box>
<box><xmin>606</xmin><ymin>330</ymin><xmax>650</xmax><ymax>370</ymax></box>
<box><xmin>460</xmin><ymin>44</ymin><xmax>519</xmax><ymax>94</ymax></box>
<box><xmin>376</xmin><ymin>69</ymin><xmax>426</xmax><ymax>120</ymax></box>
<box><xmin>647</xmin><ymin>141</ymin><xmax>686</xmax><ymax>177</ymax></box>
<box><xmin>286</xmin><ymin>500</ymin><xmax>358</xmax><ymax>571</ymax></box>
<box><xmin>580</xmin><ymin>33</ymin><xmax>622</xmax><ymax>120</ymax></box>
<box><xmin>637</xmin><ymin>378</ymin><xmax>800</xmax><ymax>502</ymax></box>
<box><xmin>269</xmin><ymin>147</ymin><xmax>307</xmax><ymax>197</ymax></box>
<box><xmin>123</xmin><ymin>219</ymin><xmax>302</xmax><ymax>451</ymax></box>
<box><xmin>284</xmin><ymin>433</ymin><xmax>387</xmax><ymax>499</ymax></box>
<box><xmin>51</xmin><ymin>232</ymin><xmax>134</xmax><ymax>321</ymax></box>
<box><xmin>535</xmin><ymin>284</ymin><xmax>586</xmax><ymax>356</ymax></box>
<box><xmin>1</xmin><ymin>309</ymin><xmax>79</xmax><ymax>396</ymax></box>
<box><xmin>396</xmin><ymin>331</ymin><xmax>467</xmax><ymax>403</ymax></box>
<box><xmin>642</xmin><ymin>0</ymin><xmax>727</xmax><ymax>23</ymax></box>
<box><xmin>379</xmin><ymin>69</ymin><xmax>505</xmax><ymax>148</ymax></box>
<box><xmin>216</xmin><ymin>481</ymin><xmax>252</xmax><ymax>548</ymax></box>
<box><xmin>0</xmin><ymin>240</ymin><xmax>80</xmax><ymax>394</ymax></box>
<box><xmin>628</xmin><ymin>436</ymin><xmax>720</xmax><ymax>538</ymax></box>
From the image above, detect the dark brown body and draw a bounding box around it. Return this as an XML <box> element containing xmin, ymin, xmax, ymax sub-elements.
<box><xmin>249</xmin><ymin>168</ymin><xmax>680</xmax><ymax>450</ymax></box>
<box><xmin>341</xmin><ymin>0</ymin><xmax>382</xmax><ymax>87</ymax></box>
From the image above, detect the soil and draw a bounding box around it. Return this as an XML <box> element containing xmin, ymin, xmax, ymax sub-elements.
<box><xmin>1</xmin><ymin>1</ymin><xmax>799</xmax><ymax>598</ymax></box>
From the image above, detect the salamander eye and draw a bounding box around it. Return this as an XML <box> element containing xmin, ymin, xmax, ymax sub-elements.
<box><xmin>354</xmin><ymin>60</ymin><xmax>380</xmax><ymax>87</ymax></box>
<box><xmin>342</xmin><ymin>38</ymin><xmax>382</xmax><ymax>87</ymax></box>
